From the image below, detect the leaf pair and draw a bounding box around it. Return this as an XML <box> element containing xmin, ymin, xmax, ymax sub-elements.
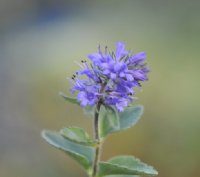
<box><xmin>42</xmin><ymin>130</ymin><xmax>158</xmax><ymax>177</ymax></box>
<box><xmin>60</xmin><ymin>93</ymin><xmax>144</xmax><ymax>140</ymax></box>
<box><xmin>42</xmin><ymin>128</ymin><xmax>95</xmax><ymax>175</ymax></box>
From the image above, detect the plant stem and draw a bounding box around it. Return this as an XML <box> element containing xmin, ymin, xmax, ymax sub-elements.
<box><xmin>91</xmin><ymin>82</ymin><xmax>107</xmax><ymax>177</ymax></box>
<box><xmin>91</xmin><ymin>101</ymin><xmax>101</xmax><ymax>177</ymax></box>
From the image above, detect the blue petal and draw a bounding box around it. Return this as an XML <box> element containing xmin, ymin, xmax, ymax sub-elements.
<box><xmin>129</xmin><ymin>52</ymin><xmax>146</xmax><ymax>63</ymax></box>
<box><xmin>115</xmin><ymin>42</ymin><xmax>128</xmax><ymax>61</ymax></box>
<box><xmin>88</xmin><ymin>53</ymin><xmax>102</xmax><ymax>63</ymax></box>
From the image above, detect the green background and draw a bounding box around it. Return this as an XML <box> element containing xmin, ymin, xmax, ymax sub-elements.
<box><xmin>0</xmin><ymin>1</ymin><xmax>200</xmax><ymax>177</ymax></box>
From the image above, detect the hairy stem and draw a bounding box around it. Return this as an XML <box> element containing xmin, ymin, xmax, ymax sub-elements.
<box><xmin>91</xmin><ymin>101</ymin><xmax>101</xmax><ymax>177</ymax></box>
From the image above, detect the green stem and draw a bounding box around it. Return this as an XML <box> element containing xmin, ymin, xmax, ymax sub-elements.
<box><xmin>91</xmin><ymin>101</ymin><xmax>101</xmax><ymax>177</ymax></box>
<box><xmin>91</xmin><ymin>82</ymin><xmax>107</xmax><ymax>177</ymax></box>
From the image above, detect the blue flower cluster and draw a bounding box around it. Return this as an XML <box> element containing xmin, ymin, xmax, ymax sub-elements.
<box><xmin>70</xmin><ymin>42</ymin><xmax>149</xmax><ymax>112</ymax></box>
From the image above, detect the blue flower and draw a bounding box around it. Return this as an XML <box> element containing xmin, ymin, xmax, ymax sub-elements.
<box><xmin>69</xmin><ymin>42</ymin><xmax>149</xmax><ymax>112</ymax></box>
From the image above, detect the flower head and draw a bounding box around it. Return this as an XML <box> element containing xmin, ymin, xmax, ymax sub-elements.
<box><xmin>69</xmin><ymin>42</ymin><xmax>149</xmax><ymax>112</ymax></box>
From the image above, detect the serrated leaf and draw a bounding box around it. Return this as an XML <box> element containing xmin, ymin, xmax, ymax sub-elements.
<box><xmin>59</xmin><ymin>92</ymin><xmax>79</xmax><ymax>105</ymax></box>
<box><xmin>98</xmin><ymin>156</ymin><xmax>158</xmax><ymax>177</ymax></box>
<box><xmin>99</xmin><ymin>105</ymin><xmax>120</xmax><ymax>139</ymax></box>
<box><xmin>60</xmin><ymin>127</ymin><xmax>95</xmax><ymax>146</ymax></box>
<box><xmin>41</xmin><ymin>130</ymin><xmax>94</xmax><ymax>173</ymax></box>
<box><xmin>117</xmin><ymin>105</ymin><xmax>143</xmax><ymax>131</ymax></box>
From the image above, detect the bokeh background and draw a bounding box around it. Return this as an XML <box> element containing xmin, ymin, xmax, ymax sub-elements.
<box><xmin>0</xmin><ymin>0</ymin><xmax>200</xmax><ymax>177</ymax></box>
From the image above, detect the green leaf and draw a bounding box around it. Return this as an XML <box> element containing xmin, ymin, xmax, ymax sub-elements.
<box><xmin>41</xmin><ymin>130</ymin><xmax>94</xmax><ymax>174</ymax></box>
<box><xmin>99</xmin><ymin>105</ymin><xmax>143</xmax><ymax>138</ymax></box>
<box><xmin>59</xmin><ymin>92</ymin><xmax>79</xmax><ymax>105</ymax></box>
<box><xmin>98</xmin><ymin>156</ymin><xmax>158</xmax><ymax>177</ymax></box>
<box><xmin>104</xmin><ymin>174</ymin><xmax>140</xmax><ymax>177</ymax></box>
<box><xmin>118</xmin><ymin>105</ymin><xmax>144</xmax><ymax>131</ymax></box>
<box><xmin>99</xmin><ymin>105</ymin><xmax>120</xmax><ymax>139</ymax></box>
<box><xmin>60</xmin><ymin>127</ymin><xmax>95</xmax><ymax>146</ymax></box>
<box><xmin>83</xmin><ymin>106</ymin><xmax>95</xmax><ymax>118</ymax></box>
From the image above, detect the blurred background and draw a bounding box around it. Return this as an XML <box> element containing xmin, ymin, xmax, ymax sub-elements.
<box><xmin>0</xmin><ymin>0</ymin><xmax>200</xmax><ymax>177</ymax></box>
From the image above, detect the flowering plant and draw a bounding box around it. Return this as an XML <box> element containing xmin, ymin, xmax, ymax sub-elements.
<box><xmin>42</xmin><ymin>42</ymin><xmax>158</xmax><ymax>177</ymax></box>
